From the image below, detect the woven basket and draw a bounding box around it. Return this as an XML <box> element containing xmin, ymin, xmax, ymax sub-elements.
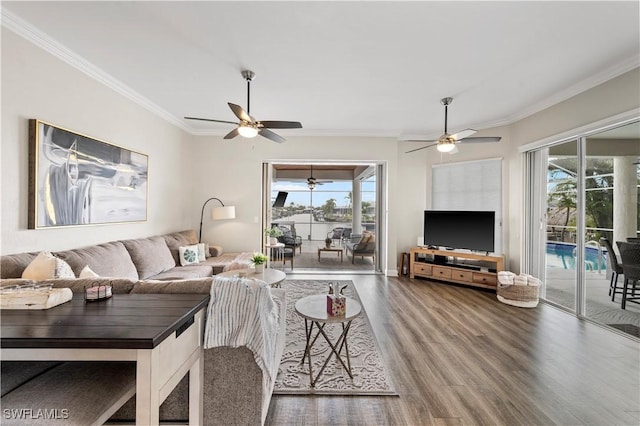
<box><xmin>496</xmin><ymin>282</ymin><xmax>540</xmax><ymax>308</ymax></box>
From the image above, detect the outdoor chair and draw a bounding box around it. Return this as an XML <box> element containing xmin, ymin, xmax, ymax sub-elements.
<box><xmin>277</xmin><ymin>229</ymin><xmax>302</xmax><ymax>255</ymax></box>
<box><xmin>345</xmin><ymin>233</ymin><xmax>376</xmax><ymax>264</ymax></box>
<box><xmin>600</xmin><ymin>237</ymin><xmax>624</xmax><ymax>300</ymax></box>
<box><xmin>615</xmin><ymin>241</ymin><xmax>640</xmax><ymax>310</ymax></box>
<box><xmin>327</xmin><ymin>227</ymin><xmax>345</xmax><ymax>246</ymax></box>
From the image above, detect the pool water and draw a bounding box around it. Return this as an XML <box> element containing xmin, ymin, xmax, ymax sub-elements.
<box><xmin>546</xmin><ymin>242</ymin><xmax>606</xmax><ymax>271</ymax></box>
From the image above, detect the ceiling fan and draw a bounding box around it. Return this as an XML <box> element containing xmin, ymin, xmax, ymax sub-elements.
<box><xmin>307</xmin><ymin>165</ymin><xmax>333</xmax><ymax>190</ymax></box>
<box><xmin>184</xmin><ymin>70</ymin><xmax>302</xmax><ymax>143</ymax></box>
<box><xmin>404</xmin><ymin>97</ymin><xmax>501</xmax><ymax>154</ymax></box>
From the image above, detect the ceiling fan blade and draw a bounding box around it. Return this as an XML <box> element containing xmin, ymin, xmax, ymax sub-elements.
<box><xmin>223</xmin><ymin>128</ymin><xmax>240</xmax><ymax>139</ymax></box>
<box><xmin>450</xmin><ymin>128</ymin><xmax>477</xmax><ymax>140</ymax></box>
<box><xmin>228</xmin><ymin>103</ymin><xmax>253</xmax><ymax>123</ymax></box>
<box><xmin>402</xmin><ymin>139</ymin><xmax>439</xmax><ymax>143</ymax></box>
<box><xmin>405</xmin><ymin>142</ymin><xmax>439</xmax><ymax>153</ymax></box>
<box><xmin>459</xmin><ymin>136</ymin><xmax>502</xmax><ymax>143</ymax></box>
<box><xmin>184</xmin><ymin>117</ymin><xmax>238</xmax><ymax>125</ymax></box>
<box><xmin>259</xmin><ymin>128</ymin><xmax>286</xmax><ymax>143</ymax></box>
<box><xmin>259</xmin><ymin>120</ymin><xmax>303</xmax><ymax>129</ymax></box>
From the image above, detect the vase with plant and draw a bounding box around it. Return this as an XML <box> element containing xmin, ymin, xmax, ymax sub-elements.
<box><xmin>250</xmin><ymin>252</ymin><xmax>267</xmax><ymax>273</ymax></box>
<box><xmin>325</xmin><ymin>237</ymin><xmax>332</xmax><ymax>248</ymax></box>
<box><xmin>264</xmin><ymin>226</ymin><xmax>284</xmax><ymax>245</ymax></box>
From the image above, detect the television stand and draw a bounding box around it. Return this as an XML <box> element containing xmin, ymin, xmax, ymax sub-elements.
<box><xmin>409</xmin><ymin>247</ymin><xmax>505</xmax><ymax>290</ymax></box>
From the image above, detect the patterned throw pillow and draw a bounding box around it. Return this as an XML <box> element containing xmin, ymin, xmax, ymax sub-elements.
<box><xmin>22</xmin><ymin>252</ymin><xmax>76</xmax><ymax>279</ymax></box>
<box><xmin>55</xmin><ymin>258</ymin><xmax>76</xmax><ymax>278</ymax></box>
<box><xmin>179</xmin><ymin>245</ymin><xmax>200</xmax><ymax>266</ymax></box>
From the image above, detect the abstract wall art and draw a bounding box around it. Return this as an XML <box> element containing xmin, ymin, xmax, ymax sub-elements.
<box><xmin>28</xmin><ymin>119</ymin><xmax>148</xmax><ymax>228</ymax></box>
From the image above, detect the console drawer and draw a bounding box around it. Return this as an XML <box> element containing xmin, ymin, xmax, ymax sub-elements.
<box><xmin>432</xmin><ymin>266</ymin><xmax>452</xmax><ymax>279</ymax></box>
<box><xmin>452</xmin><ymin>269</ymin><xmax>473</xmax><ymax>282</ymax></box>
<box><xmin>473</xmin><ymin>273</ymin><xmax>497</xmax><ymax>286</ymax></box>
<box><xmin>414</xmin><ymin>263</ymin><xmax>432</xmax><ymax>276</ymax></box>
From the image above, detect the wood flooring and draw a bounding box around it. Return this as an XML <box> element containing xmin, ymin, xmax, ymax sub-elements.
<box><xmin>265</xmin><ymin>274</ymin><xmax>640</xmax><ymax>425</ymax></box>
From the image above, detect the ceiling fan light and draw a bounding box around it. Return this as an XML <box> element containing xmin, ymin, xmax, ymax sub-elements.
<box><xmin>308</xmin><ymin>181</ymin><xmax>316</xmax><ymax>190</ymax></box>
<box><xmin>238</xmin><ymin>124</ymin><xmax>258</xmax><ymax>138</ymax></box>
<box><xmin>437</xmin><ymin>141</ymin><xmax>456</xmax><ymax>153</ymax></box>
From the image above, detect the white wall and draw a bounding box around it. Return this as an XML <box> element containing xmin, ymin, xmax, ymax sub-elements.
<box><xmin>1</xmin><ymin>29</ymin><xmax>191</xmax><ymax>255</ymax></box>
<box><xmin>505</xmin><ymin>68</ymin><xmax>640</xmax><ymax>273</ymax></box>
<box><xmin>187</xmin><ymin>135</ymin><xmax>400</xmax><ymax>275</ymax></box>
<box><xmin>396</xmin><ymin>68</ymin><xmax>639</xmax><ymax>275</ymax></box>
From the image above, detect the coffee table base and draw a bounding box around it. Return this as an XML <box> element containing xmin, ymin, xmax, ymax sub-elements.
<box><xmin>299</xmin><ymin>318</ymin><xmax>354</xmax><ymax>387</ymax></box>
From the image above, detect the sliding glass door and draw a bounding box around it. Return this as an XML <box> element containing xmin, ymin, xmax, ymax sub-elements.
<box><xmin>525</xmin><ymin>120</ymin><xmax>639</xmax><ymax>335</ymax></box>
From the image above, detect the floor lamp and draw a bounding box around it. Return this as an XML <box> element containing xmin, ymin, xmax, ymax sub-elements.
<box><xmin>199</xmin><ymin>197</ymin><xmax>236</xmax><ymax>242</ymax></box>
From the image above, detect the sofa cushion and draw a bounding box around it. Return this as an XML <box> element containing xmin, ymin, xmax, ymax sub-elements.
<box><xmin>122</xmin><ymin>237</ymin><xmax>175</xmax><ymax>279</ymax></box>
<box><xmin>38</xmin><ymin>278</ymin><xmax>137</xmax><ymax>294</ymax></box>
<box><xmin>131</xmin><ymin>277</ymin><xmax>213</xmax><ymax>294</ymax></box>
<box><xmin>163</xmin><ymin>230</ymin><xmax>198</xmax><ymax>265</ymax></box>
<box><xmin>0</xmin><ymin>252</ymin><xmax>39</xmax><ymax>279</ymax></box>
<box><xmin>202</xmin><ymin>252</ymin><xmax>249</xmax><ymax>275</ymax></box>
<box><xmin>55</xmin><ymin>242</ymin><xmax>139</xmax><ymax>280</ymax></box>
<box><xmin>146</xmin><ymin>265</ymin><xmax>213</xmax><ymax>281</ymax></box>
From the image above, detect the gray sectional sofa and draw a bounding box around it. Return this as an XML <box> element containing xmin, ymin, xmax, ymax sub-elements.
<box><xmin>0</xmin><ymin>230</ymin><xmax>286</xmax><ymax>425</ymax></box>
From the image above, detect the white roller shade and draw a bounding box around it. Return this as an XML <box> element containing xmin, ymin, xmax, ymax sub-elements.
<box><xmin>432</xmin><ymin>158</ymin><xmax>503</xmax><ymax>254</ymax></box>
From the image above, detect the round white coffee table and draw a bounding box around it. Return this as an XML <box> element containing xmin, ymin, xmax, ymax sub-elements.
<box><xmin>294</xmin><ymin>294</ymin><xmax>362</xmax><ymax>387</ymax></box>
<box><xmin>216</xmin><ymin>268</ymin><xmax>286</xmax><ymax>288</ymax></box>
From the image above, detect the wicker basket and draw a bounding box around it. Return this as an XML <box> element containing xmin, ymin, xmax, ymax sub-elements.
<box><xmin>497</xmin><ymin>281</ymin><xmax>540</xmax><ymax>308</ymax></box>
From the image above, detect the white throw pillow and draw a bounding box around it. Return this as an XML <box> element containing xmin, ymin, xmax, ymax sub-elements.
<box><xmin>179</xmin><ymin>245</ymin><xmax>200</xmax><ymax>266</ymax></box>
<box><xmin>197</xmin><ymin>243</ymin><xmax>207</xmax><ymax>262</ymax></box>
<box><xmin>79</xmin><ymin>265</ymin><xmax>100</xmax><ymax>278</ymax></box>
<box><xmin>22</xmin><ymin>252</ymin><xmax>75</xmax><ymax>280</ymax></box>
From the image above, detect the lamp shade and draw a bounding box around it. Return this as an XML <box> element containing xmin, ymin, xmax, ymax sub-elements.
<box><xmin>211</xmin><ymin>205</ymin><xmax>236</xmax><ymax>220</ymax></box>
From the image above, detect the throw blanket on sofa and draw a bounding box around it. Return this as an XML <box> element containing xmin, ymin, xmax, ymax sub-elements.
<box><xmin>204</xmin><ymin>275</ymin><xmax>280</xmax><ymax>399</ymax></box>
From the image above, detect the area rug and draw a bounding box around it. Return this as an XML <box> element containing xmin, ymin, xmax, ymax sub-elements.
<box><xmin>273</xmin><ymin>280</ymin><xmax>397</xmax><ymax>395</ymax></box>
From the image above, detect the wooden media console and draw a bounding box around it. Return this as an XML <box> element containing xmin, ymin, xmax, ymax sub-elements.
<box><xmin>409</xmin><ymin>247</ymin><xmax>505</xmax><ymax>290</ymax></box>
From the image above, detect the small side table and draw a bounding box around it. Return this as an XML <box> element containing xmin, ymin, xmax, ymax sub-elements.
<box><xmin>294</xmin><ymin>294</ymin><xmax>362</xmax><ymax>387</ymax></box>
<box><xmin>264</xmin><ymin>242</ymin><xmax>285</xmax><ymax>269</ymax></box>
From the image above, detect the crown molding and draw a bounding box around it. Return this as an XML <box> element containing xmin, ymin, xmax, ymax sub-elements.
<box><xmin>505</xmin><ymin>55</ymin><xmax>640</xmax><ymax>125</ymax></box>
<box><xmin>3</xmin><ymin>8</ymin><xmax>637</xmax><ymax>139</ymax></box>
<box><xmin>1</xmin><ymin>9</ymin><xmax>191</xmax><ymax>133</ymax></box>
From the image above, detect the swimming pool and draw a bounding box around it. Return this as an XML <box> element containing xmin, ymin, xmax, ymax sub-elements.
<box><xmin>546</xmin><ymin>242</ymin><xmax>606</xmax><ymax>271</ymax></box>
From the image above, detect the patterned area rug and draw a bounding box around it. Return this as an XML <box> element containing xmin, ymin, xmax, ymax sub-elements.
<box><xmin>273</xmin><ymin>280</ymin><xmax>396</xmax><ymax>395</ymax></box>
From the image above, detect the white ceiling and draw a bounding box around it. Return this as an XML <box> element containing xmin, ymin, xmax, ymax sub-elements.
<box><xmin>3</xmin><ymin>1</ymin><xmax>639</xmax><ymax>139</ymax></box>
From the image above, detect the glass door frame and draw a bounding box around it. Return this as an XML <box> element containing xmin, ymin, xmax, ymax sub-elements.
<box><xmin>522</xmin><ymin>110</ymin><xmax>639</xmax><ymax>317</ymax></box>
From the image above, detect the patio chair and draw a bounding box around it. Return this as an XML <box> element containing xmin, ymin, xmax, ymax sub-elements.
<box><xmin>327</xmin><ymin>227</ymin><xmax>345</xmax><ymax>246</ymax></box>
<box><xmin>600</xmin><ymin>237</ymin><xmax>624</xmax><ymax>300</ymax></box>
<box><xmin>277</xmin><ymin>231</ymin><xmax>302</xmax><ymax>255</ymax></box>
<box><xmin>615</xmin><ymin>241</ymin><xmax>640</xmax><ymax>310</ymax></box>
<box><xmin>345</xmin><ymin>233</ymin><xmax>376</xmax><ymax>264</ymax></box>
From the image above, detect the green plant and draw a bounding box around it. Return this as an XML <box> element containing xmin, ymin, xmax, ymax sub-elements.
<box><xmin>250</xmin><ymin>252</ymin><xmax>267</xmax><ymax>265</ymax></box>
<box><xmin>325</xmin><ymin>237</ymin><xmax>332</xmax><ymax>244</ymax></box>
<box><xmin>264</xmin><ymin>226</ymin><xmax>284</xmax><ymax>238</ymax></box>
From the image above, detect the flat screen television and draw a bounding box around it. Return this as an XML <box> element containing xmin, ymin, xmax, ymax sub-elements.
<box><xmin>272</xmin><ymin>191</ymin><xmax>288</xmax><ymax>208</ymax></box>
<box><xmin>424</xmin><ymin>210</ymin><xmax>495</xmax><ymax>252</ymax></box>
